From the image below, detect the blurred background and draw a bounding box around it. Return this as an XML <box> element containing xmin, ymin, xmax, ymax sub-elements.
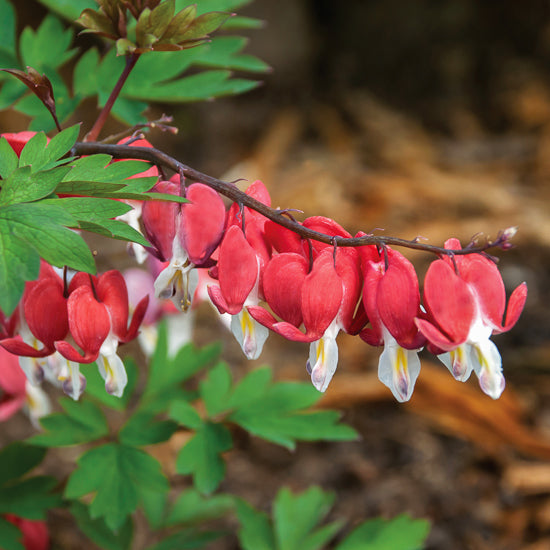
<box><xmin>5</xmin><ymin>1</ymin><xmax>550</xmax><ymax>548</ymax></box>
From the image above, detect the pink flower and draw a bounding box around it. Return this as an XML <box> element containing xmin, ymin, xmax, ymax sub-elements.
<box><xmin>249</xmin><ymin>247</ymin><xmax>361</xmax><ymax>391</ymax></box>
<box><xmin>360</xmin><ymin>246</ymin><xmax>426</xmax><ymax>402</ymax></box>
<box><xmin>55</xmin><ymin>270</ymin><xmax>148</xmax><ymax>397</ymax></box>
<box><xmin>143</xmin><ymin>179</ymin><xmax>226</xmax><ymax>311</ymax></box>
<box><xmin>5</xmin><ymin>515</ymin><xmax>49</xmax><ymax>550</ymax></box>
<box><xmin>208</xmin><ymin>181</ymin><xmax>273</xmax><ymax>359</ymax></box>
<box><xmin>416</xmin><ymin>238</ymin><xmax>527</xmax><ymax>399</ymax></box>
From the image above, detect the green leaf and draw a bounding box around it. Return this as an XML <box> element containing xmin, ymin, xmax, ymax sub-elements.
<box><xmin>83</xmin><ymin>358</ymin><xmax>137</xmax><ymax>411</ymax></box>
<box><xmin>197</xmin><ymin>366</ymin><xmax>358</xmax><ymax>450</ymax></box>
<box><xmin>0</xmin><ymin>0</ymin><xmax>16</xmax><ymax>57</ymax></box>
<box><xmin>0</xmin><ymin>517</ymin><xmax>25</xmax><ymax>550</ymax></box>
<box><xmin>200</xmin><ymin>362</ymin><xmax>232</xmax><ymax>417</ymax></box>
<box><xmin>19</xmin><ymin>15</ymin><xmax>76</xmax><ymax>70</ymax></box>
<box><xmin>18</xmin><ymin>132</ymin><xmax>49</xmax><ymax>170</ymax></box>
<box><xmin>169</xmin><ymin>399</ymin><xmax>203</xmax><ymax>430</ymax></box>
<box><xmin>124</xmin><ymin>69</ymin><xmax>258</xmax><ymax>102</ymax></box>
<box><xmin>29</xmin><ymin>398</ymin><xmax>109</xmax><ymax>447</ymax></box>
<box><xmin>40</xmin><ymin>123</ymin><xmax>81</xmax><ymax>166</ymax></box>
<box><xmin>140</xmin><ymin>484</ymin><xmax>167</xmax><ymax>530</ymax></box>
<box><xmin>65</xmin><ymin>443</ymin><xmax>168</xmax><ymax>531</ymax></box>
<box><xmin>166</xmin><ymin>489</ymin><xmax>234</xmax><ymax>526</ymax></box>
<box><xmin>273</xmin><ymin>487</ymin><xmax>340</xmax><ymax>550</ymax></box>
<box><xmin>71</xmin><ymin>501</ymin><xmax>133</xmax><ymax>550</ymax></box>
<box><xmin>146</xmin><ymin>529</ymin><xmax>224</xmax><ymax>550</ymax></box>
<box><xmin>119</xmin><ymin>411</ymin><xmax>178</xmax><ymax>446</ymax></box>
<box><xmin>0</xmin><ymin>228</ymin><xmax>38</xmax><ymax>315</ymax></box>
<box><xmin>0</xmin><ymin>443</ymin><xmax>47</xmax><ymax>486</ymax></box>
<box><xmin>236</xmin><ymin>500</ymin><xmax>276</xmax><ymax>550</ymax></box>
<box><xmin>0</xmin><ymin>166</ymin><xmax>71</xmax><ymax>205</ymax></box>
<box><xmin>0</xmin><ymin>136</ymin><xmax>19</xmax><ymax>178</ymax></box>
<box><xmin>141</xmin><ymin>322</ymin><xmax>221</xmax><ymax>412</ymax></box>
<box><xmin>36</xmin><ymin>0</ymin><xmax>95</xmax><ymax>22</ymax></box>
<box><xmin>175</xmin><ymin>422</ymin><xmax>232</xmax><ymax>494</ymax></box>
<box><xmin>45</xmin><ymin>196</ymin><xmax>132</xmax><ymax>221</ymax></box>
<box><xmin>0</xmin><ymin>202</ymin><xmax>95</xmax><ymax>272</ymax></box>
<box><xmin>335</xmin><ymin>515</ymin><xmax>431</xmax><ymax>550</ymax></box>
<box><xmin>0</xmin><ymin>476</ymin><xmax>61</xmax><ymax>519</ymax></box>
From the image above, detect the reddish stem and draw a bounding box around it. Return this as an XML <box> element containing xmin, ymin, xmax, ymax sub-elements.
<box><xmin>84</xmin><ymin>52</ymin><xmax>141</xmax><ymax>142</ymax></box>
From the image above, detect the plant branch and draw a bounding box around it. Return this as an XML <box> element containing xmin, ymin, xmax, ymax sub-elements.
<box><xmin>84</xmin><ymin>52</ymin><xmax>141</xmax><ymax>142</ymax></box>
<box><xmin>72</xmin><ymin>141</ymin><xmax>517</xmax><ymax>257</ymax></box>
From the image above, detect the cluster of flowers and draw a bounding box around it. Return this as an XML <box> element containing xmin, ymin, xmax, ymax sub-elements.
<box><xmin>138</xmin><ymin>174</ymin><xmax>527</xmax><ymax>402</ymax></box>
<box><xmin>0</xmin><ymin>132</ymin><xmax>528</xmax><ymax>409</ymax></box>
<box><xmin>0</xmin><ymin>262</ymin><xmax>148</xmax><ymax>401</ymax></box>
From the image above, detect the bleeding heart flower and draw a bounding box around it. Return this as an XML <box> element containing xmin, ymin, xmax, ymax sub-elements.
<box><xmin>360</xmin><ymin>246</ymin><xmax>426</xmax><ymax>402</ymax></box>
<box><xmin>55</xmin><ymin>270</ymin><xmax>148</xmax><ymax>397</ymax></box>
<box><xmin>415</xmin><ymin>238</ymin><xmax>527</xmax><ymax>399</ymax></box>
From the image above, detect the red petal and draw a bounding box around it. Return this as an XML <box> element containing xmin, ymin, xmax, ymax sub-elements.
<box><xmin>377</xmin><ymin>251</ymin><xmax>423</xmax><ymax>348</ymax></box>
<box><xmin>181</xmin><ymin>184</ymin><xmax>226</xmax><ymax>265</ymax></box>
<box><xmin>460</xmin><ymin>254</ymin><xmax>505</xmax><ymax>329</ymax></box>
<box><xmin>0</xmin><ymin>347</ymin><xmax>26</xmax><ymax>394</ymax></box>
<box><xmin>302</xmin><ymin>216</ymin><xmax>352</xmax><ymax>256</ymax></box>
<box><xmin>0</xmin><ymin>337</ymin><xmax>50</xmax><ymax>358</ymax></box>
<box><xmin>142</xmin><ymin>180</ymin><xmax>179</xmax><ymax>261</ymax></box>
<box><xmin>301</xmin><ymin>252</ymin><xmax>342</xmax><ymax>336</ymax></box>
<box><xmin>207</xmin><ymin>285</ymin><xmax>231</xmax><ymax>314</ymax></box>
<box><xmin>334</xmin><ymin>248</ymin><xmax>363</xmax><ymax>333</ymax></box>
<box><xmin>263</xmin><ymin>253</ymin><xmax>308</xmax><ymax>327</ymax></box>
<box><xmin>423</xmin><ymin>259</ymin><xmax>474</xmax><ymax>345</ymax></box>
<box><xmin>66</xmin><ymin>286</ymin><xmax>110</xmax><ymax>355</ymax></box>
<box><xmin>415</xmin><ymin>318</ymin><xmax>458</xmax><ymax>352</ymax></box>
<box><xmin>24</xmin><ymin>277</ymin><xmax>68</xmax><ymax>347</ymax></box>
<box><xmin>97</xmin><ymin>270</ymin><xmax>129</xmax><ymax>339</ymax></box>
<box><xmin>123</xmin><ymin>295</ymin><xmax>149</xmax><ymax>342</ymax></box>
<box><xmin>500</xmin><ymin>282</ymin><xmax>527</xmax><ymax>333</ymax></box>
<box><xmin>217</xmin><ymin>226</ymin><xmax>258</xmax><ymax>314</ymax></box>
<box><xmin>264</xmin><ymin>220</ymin><xmax>303</xmax><ymax>255</ymax></box>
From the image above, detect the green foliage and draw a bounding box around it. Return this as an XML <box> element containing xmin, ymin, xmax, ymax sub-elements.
<box><xmin>0</xmin><ymin>124</ymin><xmax>189</xmax><ymax>315</ymax></box>
<box><xmin>29</xmin><ymin>398</ymin><xmax>109</xmax><ymax>447</ymax></box>
<box><xmin>65</xmin><ymin>442</ymin><xmax>169</xmax><ymax>531</ymax></box>
<box><xmin>0</xmin><ymin>517</ymin><xmax>26</xmax><ymax>550</ymax></box>
<box><xmin>200</xmin><ymin>363</ymin><xmax>359</xmax><ymax>449</ymax></box>
<box><xmin>174</xmin><ymin>420</ymin><xmax>233</xmax><ymax>494</ymax></box>
<box><xmin>237</xmin><ymin>487</ymin><xmax>431</xmax><ymax>550</ymax></box>
<box><xmin>0</xmin><ymin>0</ymin><xmax>268</xmax><ymax>128</ymax></box>
<box><xmin>0</xmin><ymin>442</ymin><xmax>61</xmax><ymax>520</ymax></box>
<box><xmin>236</xmin><ymin>487</ymin><xmax>341</xmax><ymax>550</ymax></box>
<box><xmin>140</xmin><ymin>321</ymin><xmax>222</xmax><ymax>412</ymax></box>
<box><xmin>71</xmin><ymin>501</ymin><xmax>133</xmax><ymax>550</ymax></box>
<box><xmin>334</xmin><ymin>515</ymin><xmax>431</xmax><ymax>550</ymax></box>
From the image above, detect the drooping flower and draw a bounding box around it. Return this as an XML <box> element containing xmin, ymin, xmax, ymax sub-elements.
<box><xmin>55</xmin><ymin>270</ymin><xmax>148</xmax><ymax>397</ymax></box>
<box><xmin>143</xmin><ymin>178</ymin><xmax>226</xmax><ymax>312</ymax></box>
<box><xmin>360</xmin><ymin>246</ymin><xmax>426</xmax><ymax>402</ymax></box>
<box><xmin>0</xmin><ymin>263</ymin><xmax>69</xmax><ymax>386</ymax></box>
<box><xmin>207</xmin><ymin>181</ymin><xmax>273</xmax><ymax>359</ymax></box>
<box><xmin>415</xmin><ymin>238</ymin><xmax>527</xmax><ymax>399</ymax></box>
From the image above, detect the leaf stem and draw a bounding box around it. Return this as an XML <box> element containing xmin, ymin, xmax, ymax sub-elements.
<box><xmin>84</xmin><ymin>52</ymin><xmax>141</xmax><ymax>143</ymax></box>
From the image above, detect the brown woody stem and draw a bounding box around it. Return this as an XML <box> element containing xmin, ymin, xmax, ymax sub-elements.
<box><xmin>72</xmin><ymin>141</ymin><xmax>514</xmax><ymax>257</ymax></box>
<box><xmin>84</xmin><ymin>52</ymin><xmax>141</xmax><ymax>143</ymax></box>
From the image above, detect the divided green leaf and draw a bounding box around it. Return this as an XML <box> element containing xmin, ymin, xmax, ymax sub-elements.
<box><xmin>175</xmin><ymin>421</ymin><xmax>232</xmax><ymax>495</ymax></box>
<box><xmin>198</xmin><ymin>364</ymin><xmax>359</xmax><ymax>450</ymax></box>
<box><xmin>335</xmin><ymin>515</ymin><xmax>431</xmax><ymax>550</ymax></box>
<box><xmin>29</xmin><ymin>397</ymin><xmax>109</xmax><ymax>447</ymax></box>
<box><xmin>0</xmin><ymin>442</ymin><xmax>60</xmax><ymax>521</ymax></box>
<box><xmin>65</xmin><ymin>443</ymin><xmax>168</xmax><ymax>531</ymax></box>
